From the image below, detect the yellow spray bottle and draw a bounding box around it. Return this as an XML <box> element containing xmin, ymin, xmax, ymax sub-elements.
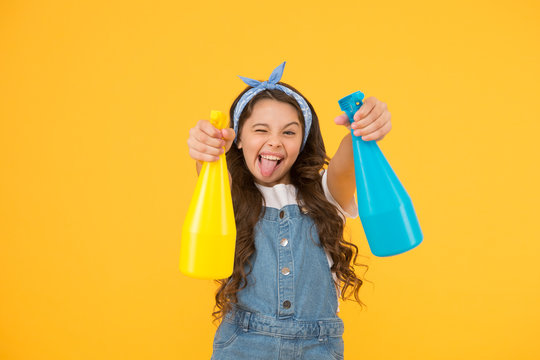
<box><xmin>180</xmin><ymin>111</ymin><xmax>236</xmax><ymax>279</ymax></box>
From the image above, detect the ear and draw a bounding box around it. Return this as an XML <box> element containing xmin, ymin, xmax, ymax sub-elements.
<box><xmin>237</xmin><ymin>139</ymin><xmax>242</xmax><ymax>149</ymax></box>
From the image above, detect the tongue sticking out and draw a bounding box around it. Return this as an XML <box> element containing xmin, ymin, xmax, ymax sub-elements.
<box><xmin>259</xmin><ymin>157</ymin><xmax>279</xmax><ymax>177</ymax></box>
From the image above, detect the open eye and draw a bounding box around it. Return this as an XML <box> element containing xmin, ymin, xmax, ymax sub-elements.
<box><xmin>284</xmin><ymin>131</ymin><xmax>296</xmax><ymax>135</ymax></box>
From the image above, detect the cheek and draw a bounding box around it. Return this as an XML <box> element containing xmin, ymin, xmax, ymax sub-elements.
<box><xmin>242</xmin><ymin>142</ymin><xmax>260</xmax><ymax>161</ymax></box>
<box><xmin>246</xmin><ymin>138</ymin><xmax>265</xmax><ymax>154</ymax></box>
<box><xmin>286</xmin><ymin>142</ymin><xmax>302</xmax><ymax>160</ymax></box>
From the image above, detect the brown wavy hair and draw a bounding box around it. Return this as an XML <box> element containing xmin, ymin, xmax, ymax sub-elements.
<box><xmin>212</xmin><ymin>81</ymin><xmax>371</xmax><ymax>324</ymax></box>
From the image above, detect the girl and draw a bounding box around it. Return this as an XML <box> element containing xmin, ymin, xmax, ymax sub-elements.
<box><xmin>187</xmin><ymin>62</ymin><xmax>392</xmax><ymax>360</ymax></box>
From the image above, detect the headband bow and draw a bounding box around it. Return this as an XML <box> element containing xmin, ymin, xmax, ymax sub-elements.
<box><xmin>233</xmin><ymin>62</ymin><xmax>313</xmax><ymax>150</ymax></box>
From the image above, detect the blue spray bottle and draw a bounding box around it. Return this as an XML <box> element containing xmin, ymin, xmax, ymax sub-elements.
<box><xmin>338</xmin><ymin>91</ymin><xmax>423</xmax><ymax>257</ymax></box>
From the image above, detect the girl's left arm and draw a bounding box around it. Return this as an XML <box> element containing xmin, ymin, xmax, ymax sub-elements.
<box><xmin>327</xmin><ymin>96</ymin><xmax>392</xmax><ymax>210</ymax></box>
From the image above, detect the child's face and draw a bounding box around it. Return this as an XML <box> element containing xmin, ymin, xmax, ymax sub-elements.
<box><xmin>237</xmin><ymin>99</ymin><xmax>303</xmax><ymax>187</ymax></box>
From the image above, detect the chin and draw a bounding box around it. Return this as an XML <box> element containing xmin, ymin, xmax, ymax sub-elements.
<box><xmin>256</xmin><ymin>173</ymin><xmax>290</xmax><ymax>187</ymax></box>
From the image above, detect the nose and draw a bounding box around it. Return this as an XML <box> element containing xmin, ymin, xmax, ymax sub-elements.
<box><xmin>266</xmin><ymin>133</ymin><xmax>283</xmax><ymax>148</ymax></box>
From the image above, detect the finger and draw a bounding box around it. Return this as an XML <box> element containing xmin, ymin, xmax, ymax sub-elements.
<box><xmin>190</xmin><ymin>127</ymin><xmax>226</xmax><ymax>149</ymax></box>
<box><xmin>221</xmin><ymin>128</ymin><xmax>236</xmax><ymax>141</ymax></box>
<box><xmin>188</xmin><ymin>147</ymin><xmax>220</xmax><ymax>163</ymax></box>
<box><xmin>351</xmin><ymin>101</ymin><xmax>387</xmax><ymax>130</ymax></box>
<box><xmin>368</xmin><ymin>121</ymin><xmax>392</xmax><ymax>142</ymax></box>
<box><xmin>221</xmin><ymin>128</ymin><xmax>236</xmax><ymax>152</ymax></box>
<box><xmin>353</xmin><ymin>97</ymin><xmax>377</xmax><ymax>121</ymax></box>
<box><xmin>352</xmin><ymin>110</ymin><xmax>389</xmax><ymax>137</ymax></box>
<box><xmin>358</xmin><ymin>114</ymin><xmax>392</xmax><ymax>141</ymax></box>
<box><xmin>187</xmin><ymin>136</ymin><xmax>224</xmax><ymax>157</ymax></box>
<box><xmin>197</xmin><ymin>119</ymin><xmax>222</xmax><ymax>139</ymax></box>
<box><xmin>333</xmin><ymin>113</ymin><xmax>350</xmax><ymax>126</ymax></box>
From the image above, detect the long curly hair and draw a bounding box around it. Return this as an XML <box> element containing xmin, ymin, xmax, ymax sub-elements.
<box><xmin>212</xmin><ymin>82</ymin><xmax>371</xmax><ymax>324</ymax></box>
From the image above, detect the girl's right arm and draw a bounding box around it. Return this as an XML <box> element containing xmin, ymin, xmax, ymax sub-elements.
<box><xmin>187</xmin><ymin>120</ymin><xmax>236</xmax><ymax>178</ymax></box>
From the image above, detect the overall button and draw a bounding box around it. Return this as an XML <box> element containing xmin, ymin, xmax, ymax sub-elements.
<box><xmin>300</xmin><ymin>206</ymin><xmax>308</xmax><ymax>214</ymax></box>
<box><xmin>279</xmin><ymin>210</ymin><xmax>285</xmax><ymax>219</ymax></box>
<box><xmin>280</xmin><ymin>238</ymin><xmax>288</xmax><ymax>247</ymax></box>
<box><xmin>283</xmin><ymin>300</ymin><xmax>291</xmax><ymax>309</ymax></box>
<box><xmin>281</xmin><ymin>267</ymin><xmax>290</xmax><ymax>275</ymax></box>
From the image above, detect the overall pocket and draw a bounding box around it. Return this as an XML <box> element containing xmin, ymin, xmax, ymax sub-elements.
<box><xmin>324</xmin><ymin>336</ymin><xmax>345</xmax><ymax>360</ymax></box>
<box><xmin>213</xmin><ymin>320</ymin><xmax>242</xmax><ymax>349</ymax></box>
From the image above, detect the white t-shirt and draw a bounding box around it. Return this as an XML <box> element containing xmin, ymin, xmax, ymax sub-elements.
<box><xmin>254</xmin><ymin>169</ymin><xmax>358</xmax><ymax>312</ymax></box>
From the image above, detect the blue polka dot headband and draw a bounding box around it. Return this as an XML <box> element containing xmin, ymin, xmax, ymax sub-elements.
<box><xmin>233</xmin><ymin>61</ymin><xmax>313</xmax><ymax>150</ymax></box>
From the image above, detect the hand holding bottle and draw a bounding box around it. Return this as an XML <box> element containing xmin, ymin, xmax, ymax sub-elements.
<box><xmin>333</xmin><ymin>96</ymin><xmax>392</xmax><ymax>142</ymax></box>
<box><xmin>187</xmin><ymin>119</ymin><xmax>236</xmax><ymax>163</ymax></box>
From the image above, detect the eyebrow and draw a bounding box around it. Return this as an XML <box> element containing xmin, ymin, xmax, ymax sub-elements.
<box><xmin>252</xmin><ymin>122</ymin><xmax>300</xmax><ymax>129</ymax></box>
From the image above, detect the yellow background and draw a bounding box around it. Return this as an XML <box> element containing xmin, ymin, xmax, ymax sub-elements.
<box><xmin>1</xmin><ymin>0</ymin><xmax>539</xmax><ymax>359</ymax></box>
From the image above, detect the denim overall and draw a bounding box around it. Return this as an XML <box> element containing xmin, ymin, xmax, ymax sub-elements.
<box><xmin>210</xmin><ymin>204</ymin><xmax>345</xmax><ymax>360</ymax></box>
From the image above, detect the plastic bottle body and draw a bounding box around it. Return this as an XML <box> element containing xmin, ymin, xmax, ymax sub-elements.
<box><xmin>180</xmin><ymin>111</ymin><xmax>236</xmax><ymax>279</ymax></box>
<box><xmin>350</xmin><ymin>132</ymin><xmax>423</xmax><ymax>256</ymax></box>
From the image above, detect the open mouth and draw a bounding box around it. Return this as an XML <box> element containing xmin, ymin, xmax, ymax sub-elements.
<box><xmin>258</xmin><ymin>154</ymin><xmax>283</xmax><ymax>177</ymax></box>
